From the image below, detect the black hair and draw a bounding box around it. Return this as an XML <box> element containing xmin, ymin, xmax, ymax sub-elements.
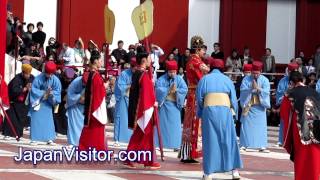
<box><xmin>289</xmin><ymin>71</ymin><xmax>304</xmax><ymax>84</ymax></box>
<box><xmin>90</xmin><ymin>50</ymin><xmax>101</xmax><ymax>64</ymax></box>
<box><xmin>213</xmin><ymin>42</ymin><xmax>220</xmax><ymax>47</ymax></box>
<box><xmin>185</xmin><ymin>48</ymin><xmax>191</xmax><ymax>51</ymax></box>
<box><xmin>27</xmin><ymin>23</ymin><xmax>34</xmax><ymax>29</ymax></box>
<box><xmin>190</xmin><ymin>45</ymin><xmax>207</xmax><ymax>54</ymax></box>
<box><xmin>136</xmin><ymin>46</ymin><xmax>149</xmax><ymax>65</ymax></box>
<box><xmin>118</xmin><ymin>40</ymin><xmax>124</xmax><ymax>44</ymax></box>
<box><xmin>37</xmin><ymin>22</ymin><xmax>43</xmax><ymax>28</ymax></box>
<box><xmin>266</xmin><ymin>48</ymin><xmax>271</xmax><ymax>53</ymax></box>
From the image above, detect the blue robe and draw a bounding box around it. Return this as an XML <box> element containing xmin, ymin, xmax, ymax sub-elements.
<box><xmin>114</xmin><ymin>69</ymin><xmax>133</xmax><ymax>143</ymax></box>
<box><xmin>196</xmin><ymin>69</ymin><xmax>242</xmax><ymax>174</ymax></box>
<box><xmin>240</xmin><ymin>75</ymin><xmax>270</xmax><ymax>148</ymax></box>
<box><xmin>65</xmin><ymin>77</ymin><xmax>85</xmax><ymax>146</ymax></box>
<box><xmin>154</xmin><ymin>73</ymin><xmax>188</xmax><ymax>149</ymax></box>
<box><xmin>275</xmin><ymin>76</ymin><xmax>289</xmax><ymax>144</ymax></box>
<box><xmin>29</xmin><ymin>73</ymin><xmax>61</xmax><ymax>141</ymax></box>
<box><xmin>316</xmin><ymin>79</ymin><xmax>320</xmax><ymax>94</ymax></box>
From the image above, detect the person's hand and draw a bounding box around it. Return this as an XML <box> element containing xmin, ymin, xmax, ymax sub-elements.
<box><xmin>200</xmin><ymin>64</ymin><xmax>210</xmax><ymax>74</ymax></box>
<box><xmin>252</xmin><ymin>80</ymin><xmax>258</xmax><ymax>89</ymax></box>
<box><xmin>26</xmin><ymin>83</ymin><xmax>32</xmax><ymax>91</ymax></box>
<box><xmin>170</xmin><ymin>84</ymin><xmax>176</xmax><ymax>93</ymax></box>
<box><xmin>79</xmin><ymin>96</ymin><xmax>85</xmax><ymax>104</ymax></box>
<box><xmin>154</xmin><ymin>101</ymin><xmax>158</xmax><ymax>107</ymax></box>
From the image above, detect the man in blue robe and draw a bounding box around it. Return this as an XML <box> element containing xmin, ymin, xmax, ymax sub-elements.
<box><xmin>196</xmin><ymin>58</ymin><xmax>242</xmax><ymax>180</ymax></box>
<box><xmin>275</xmin><ymin>63</ymin><xmax>298</xmax><ymax>146</ymax></box>
<box><xmin>28</xmin><ymin>61</ymin><xmax>61</xmax><ymax>145</ymax></box>
<box><xmin>154</xmin><ymin>61</ymin><xmax>188</xmax><ymax>150</ymax></box>
<box><xmin>239</xmin><ymin>61</ymin><xmax>270</xmax><ymax>152</ymax></box>
<box><xmin>65</xmin><ymin>76</ymin><xmax>85</xmax><ymax>147</ymax></box>
<box><xmin>113</xmin><ymin>58</ymin><xmax>137</xmax><ymax>145</ymax></box>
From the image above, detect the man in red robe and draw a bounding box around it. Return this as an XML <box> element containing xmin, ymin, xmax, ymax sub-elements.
<box><xmin>280</xmin><ymin>71</ymin><xmax>320</xmax><ymax>180</ymax></box>
<box><xmin>0</xmin><ymin>74</ymin><xmax>10</xmax><ymax>127</ymax></box>
<box><xmin>79</xmin><ymin>50</ymin><xmax>108</xmax><ymax>151</ymax></box>
<box><xmin>124</xmin><ymin>46</ymin><xmax>161</xmax><ymax>169</ymax></box>
<box><xmin>179</xmin><ymin>36</ymin><xmax>209</xmax><ymax>163</ymax></box>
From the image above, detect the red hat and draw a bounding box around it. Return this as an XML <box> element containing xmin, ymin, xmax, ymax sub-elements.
<box><xmin>166</xmin><ymin>60</ymin><xmax>178</xmax><ymax>71</ymax></box>
<box><xmin>128</xmin><ymin>44</ymin><xmax>135</xmax><ymax>50</ymax></box>
<box><xmin>45</xmin><ymin>61</ymin><xmax>57</xmax><ymax>74</ymax></box>
<box><xmin>130</xmin><ymin>57</ymin><xmax>137</xmax><ymax>67</ymax></box>
<box><xmin>210</xmin><ymin>58</ymin><xmax>224</xmax><ymax>69</ymax></box>
<box><xmin>288</xmin><ymin>62</ymin><xmax>299</xmax><ymax>71</ymax></box>
<box><xmin>243</xmin><ymin>64</ymin><xmax>252</xmax><ymax>72</ymax></box>
<box><xmin>252</xmin><ymin>61</ymin><xmax>263</xmax><ymax>72</ymax></box>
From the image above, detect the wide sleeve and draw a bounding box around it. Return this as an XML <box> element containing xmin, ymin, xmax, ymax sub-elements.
<box><xmin>229</xmin><ymin>80</ymin><xmax>238</xmax><ymax>120</ymax></box>
<box><xmin>276</xmin><ymin>78</ymin><xmax>287</xmax><ymax>106</ymax></box>
<box><xmin>66</xmin><ymin>77</ymin><xmax>83</xmax><ymax>108</ymax></box>
<box><xmin>280</xmin><ymin>96</ymin><xmax>294</xmax><ymax>156</ymax></box>
<box><xmin>29</xmin><ymin>76</ymin><xmax>46</xmax><ymax>107</ymax></box>
<box><xmin>91</xmin><ymin>73</ymin><xmax>107</xmax><ymax>125</ymax></box>
<box><xmin>155</xmin><ymin>76</ymin><xmax>169</xmax><ymax>107</ymax></box>
<box><xmin>196</xmin><ymin>78</ymin><xmax>205</xmax><ymax>118</ymax></box>
<box><xmin>176</xmin><ymin>76</ymin><xmax>188</xmax><ymax>109</ymax></box>
<box><xmin>258</xmin><ymin>77</ymin><xmax>271</xmax><ymax>108</ymax></box>
<box><xmin>48</xmin><ymin>76</ymin><xmax>62</xmax><ymax>106</ymax></box>
<box><xmin>8</xmin><ymin>77</ymin><xmax>23</xmax><ymax>100</ymax></box>
<box><xmin>114</xmin><ymin>71</ymin><xmax>131</xmax><ymax>101</ymax></box>
<box><xmin>316</xmin><ymin>79</ymin><xmax>320</xmax><ymax>94</ymax></box>
<box><xmin>239</xmin><ymin>77</ymin><xmax>252</xmax><ymax>108</ymax></box>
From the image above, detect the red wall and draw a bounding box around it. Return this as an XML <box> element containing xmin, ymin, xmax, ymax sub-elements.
<box><xmin>7</xmin><ymin>0</ymin><xmax>24</xmax><ymax>21</ymax></box>
<box><xmin>296</xmin><ymin>0</ymin><xmax>320</xmax><ymax>58</ymax></box>
<box><xmin>220</xmin><ymin>0</ymin><xmax>268</xmax><ymax>60</ymax></box>
<box><xmin>57</xmin><ymin>0</ymin><xmax>108</xmax><ymax>48</ymax></box>
<box><xmin>0</xmin><ymin>0</ymin><xmax>8</xmax><ymax>76</ymax></box>
<box><xmin>146</xmin><ymin>0</ymin><xmax>189</xmax><ymax>58</ymax></box>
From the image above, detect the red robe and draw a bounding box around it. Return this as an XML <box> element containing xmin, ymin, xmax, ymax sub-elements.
<box><xmin>79</xmin><ymin>71</ymin><xmax>107</xmax><ymax>151</ymax></box>
<box><xmin>180</xmin><ymin>54</ymin><xmax>205</xmax><ymax>159</ymax></box>
<box><xmin>0</xmin><ymin>79</ymin><xmax>10</xmax><ymax>126</ymax></box>
<box><xmin>280</xmin><ymin>96</ymin><xmax>320</xmax><ymax>180</ymax></box>
<box><xmin>127</xmin><ymin>70</ymin><xmax>156</xmax><ymax>165</ymax></box>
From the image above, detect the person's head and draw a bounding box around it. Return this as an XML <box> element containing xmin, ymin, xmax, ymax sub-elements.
<box><xmin>231</xmin><ymin>49</ymin><xmax>238</xmax><ymax>58</ymax></box>
<box><xmin>21</xmin><ymin>64</ymin><xmax>32</xmax><ymax>79</ymax></box>
<box><xmin>74</xmin><ymin>39</ymin><xmax>82</xmax><ymax>49</ymax></box>
<box><xmin>90</xmin><ymin>50</ymin><xmax>102</xmax><ymax>69</ymax></box>
<box><xmin>251</xmin><ymin>61</ymin><xmax>263</xmax><ymax>79</ymax></box>
<box><xmin>136</xmin><ymin>46</ymin><xmax>151</xmax><ymax>68</ymax></box>
<box><xmin>244</xmin><ymin>46</ymin><xmax>250</xmax><ymax>55</ymax></box>
<box><xmin>128</xmin><ymin>44</ymin><xmax>135</xmax><ymax>52</ymax></box>
<box><xmin>29</xmin><ymin>41</ymin><xmax>36</xmax><ymax>51</ymax></box>
<box><xmin>101</xmin><ymin>43</ymin><xmax>108</xmax><ymax>52</ymax></box>
<box><xmin>130</xmin><ymin>57</ymin><xmax>137</xmax><ymax>71</ymax></box>
<box><xmin>36</xmin><ymin>22</ymin><xmax>43</xmax><ymax>31</ymax></box>
<box><xmin>190</xmin><ymin>36</ymin><xmax>205</xmax><ymax>58</ymax></box>
<box><xmin>118</xmin><ymin>40</ymin><xmax>124</xmax><ymax>49</ymax></box>
<box><xmin>265</xmin><ymin>48</ymin><xmax>272</xmax><ymax>56</ymax></box>
<box><xmin>88</xmin><ymin>40</ymin><xmax>98</xmax><ymax>50</ymax></box>
<box><xmin>172</xmin><ymin>47</ymin><xmax>179</xmax><ymax>55</ymax></box>
<box><xmin>316</xmin><ymin>45</ymin><xmax>320</xmax><ymax>53</ymax></box>
<box><xmin>44</xmin><ymin>61</ymin><xmax>57</xmax><ymax>78</ymax></box>
<box><xmin>308</xmin><ymin>72</ymin><xmax>316</xmax><ymax>81</ymax></box>
<box><xmin>308</xmin><ymin>58</ymin><xmax>314</xmax><ymax>66</ymax></box>
<box><xmin>213</xmin><ymin>43</ymin><xmax>220</xmax><ymax>52</ymax></box>
<box><xmin>185</xmin><ymin>48</ymin><xmax>191</xmax><ymax>57</ymax></box>
<box><xmin>63</xmin><ymin>68</ymin><xmax>75</xmax><ymax>82</ymax></box>
<box><xmin>166</xmin><ymin>61</ymin><xmax>178</xmax><ymax>78</ymax></box>
<box><xmin>299</xmin><ymin>51</ymin><xmax>304</xmax><ymax>57</ymax></box>
<box><xmin>287</xmin><ymin>62</ymin><xmax>299</xmax><ymax>74</ymax></box>
<box><xmin>243</xmin><ymin>64</ymin><xmax>252</xmax><ymax>76</ymax></box>
<box><xmin>208</xmin><ymin>57</ymin><xmax>224</xmax><ymax>72</ymax></box>
<box><xmin>178</xmin><ymin>67</ymin><xmax>184</xmax><ymax>75</ymax></box>
<box><xmin>27</xmin><ymin>23</ymin><xmax>34</xmax><ymax>33</ymax></box>
<box><xmin>168</xmin><ymin>53</ymin><xmax>175</xmax><ymax>60</ymax></box>
<box><xmin>49</xmin><ymin>37</ymin><xmax>56</xmax><ymax>46</ymax></box>
<box><xmin>62</xmin><ymin>43</ymin><xmax>69</xmax><ymax>50</ymax></box>
<box><xmin>289</xmin><ymin>71</ymin><xmax>304</xmax><ymax>86</ymax></box>
<box><xmin>296</xmin><ymin>57</ymin><xmax>303</xmax><ymax>65</ymax></box>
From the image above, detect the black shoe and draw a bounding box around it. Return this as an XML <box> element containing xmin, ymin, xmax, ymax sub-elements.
<box><xmin>181</xmin><ymin>159</ymin><xmax>200</xmax><ymax>164</ymax></box>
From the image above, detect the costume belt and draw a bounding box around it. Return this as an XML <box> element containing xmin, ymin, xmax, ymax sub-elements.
<box><xmin>242</xmin><ymin>94</ymin><xmax>260</xmax><ymax>116</ymax></box>
<box><xmin>166</xmin><ymin>92</ymin><xmax>176</xmax><ymax>102</ymax></box>
<box><xmin>204</xmin><ymin>93</ymin><xmax>235</xmax><ymax>115</ymax></box>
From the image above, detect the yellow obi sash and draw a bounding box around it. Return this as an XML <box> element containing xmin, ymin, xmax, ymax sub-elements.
<box><xmin>204</xmin><ymin>93</ymin><xmax>231</xmax><ymax>108</ymax></box>
<box><xmin>166</xmin><ymin>92</ymin><xmax>176</xmax><ymax>102</ymax></box>
<box><xmin>242</xmin><ymin>94</ymin><xmax>261</xmax><ymax>116</ymax></box>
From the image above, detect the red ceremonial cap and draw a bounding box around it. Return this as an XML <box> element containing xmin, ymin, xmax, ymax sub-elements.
<box><xmin>252</xmin><ymin>61</ymin><xmax>263</xmax><ymax>72</ymax></box>
<box><xmin>288</xmin><ymin>62</ymin><xmax>299</xmax><ymax>71</ymax></box>
<box><xmin>243</xmin><ymin>64</ymin><xmax>252</xmax><ymax>72</ymax></box>
<box><xmin>166</xmin><ymin>60</ymin><xmax>178</xmax><ymax>71</ymax></box>
<box><xmin>210</xmin><ymin>58</ymin><xmax>225</xmax><ymax>69</ymax></box>
<box><xmin>130</xmin><ymin>57</ymin><xmax>137</xmax><ymax>67</ymax></box>
<box><xmin>45</xmin><ymin>61</ymin><xmax>57</xmax><ymax>74</ymax></box>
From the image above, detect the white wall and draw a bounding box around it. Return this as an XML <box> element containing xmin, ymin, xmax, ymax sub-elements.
<box><xmin>266</xmin><ymin>0</ymin><xmax>296</xmax><ymax>64</ymax></box>
<box><xmin>24</xmin><ymin>0</ymin><xmax>58</xmax><ymax>49</ymax></box>
<box><xmin>108</xmin><ymin>0</ymin><xmax>139</xmax><ymax>51</ymax></box>
<box><xmin>188</xmin><ymin>0</ymin><xmax>220</xmax><ymax>54</ymax></box>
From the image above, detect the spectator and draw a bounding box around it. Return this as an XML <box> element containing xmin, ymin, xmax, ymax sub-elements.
<box><xmin>226</xmin><ymin>49</ymin><xmax>242</xmax><ymax>73</ymax></box>
<box><xmin>22</xmin><ymin>41</ymin><xmax>42</xmax><ymax>70</ymax></box>
<box><xmin>58</xmin><ymin>43</ymin><xmax>75</xmax><ymax>66</ymax></box>
<box><xmin>22</xmin><ymin>23</ymin><xmax>34</xmax><ymax>52</ymax></box>
<box><xmin>111</xmin><ymin>40</ymin><xmax>127</xmax><ymax>67</ymax></box>
<box><xmin>305</xmin><ymin>58</ymin><xmax>315</xmax><ymax>75</ymax></box>
<box><xmin>126</xmin><ymin>44</ymin><xmax>136</xmax><ymax>64</ymax></box>
<box><xmin>261</xmin><ymin>48</ymin><xmax>276</xmax><ymax>74</ymax></box>
<box><xmin>172</xmin><ymin>47</ymin><xmax>181</xmax><ymax>63</ymax></box>
<box><xmin>314</xmin><ymin>45</ymin><xmax>320</xmax><ymax>78</ymax></box>
<box><xmin>84</xmin><ymin>40</ymin><xmax>98</xmax><ymax>65</ymax></box>
<box><xmin>240</xmin><ymin>46</ymin><xmax>253</xmax><ymax>64</ymax></box>
<box><xmin>296</xmin><ymin>57</ymin><xmax>307</xmax><ymax>77</ymax></box>
<box><xmin>298</xmin><ymin>51</ymin><xmax>305</xmax><ymax>63</ymax></box>
<box><xmin>45</xmin><ymin>37</ymin><xmax>60</xmax><ymax>62</ymax></box>
<box><xmin>306</xmin><ymin>72</ymin><xmax>317</xmax><ymax>89</ymax></box>
<box><xmin>211</xmin><ymin>42</ymin><xmax>224</xmax><ymax>59</ymax></box>
<box><xmin>73</xmin><ymin>38</ymin><xmax>85</xmax><ymax>65</ymax></box>
<box><xmin>32</xmin><ymin>22</ymin><xmax>46</xmax><ymax>48</ymax></box>
<box><xmin>179</xmin><ymin>48</ymin><xmax>190</xmax><ymax>70</ymax></box>
<box><xmin>150</xmin><ymin>43</ymin><xmax>164</xmax><ymax>81</ymax></box>
<box><xmin>106</xmin><ymin>76</ymin><xmax>116</xmax><ymax>123</ymax></box>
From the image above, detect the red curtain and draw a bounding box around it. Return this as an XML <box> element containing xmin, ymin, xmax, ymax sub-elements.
<box><xmin>0</xmin><ymin>0</ymin><xmax>8</xmax><ymax>76</ymax></box>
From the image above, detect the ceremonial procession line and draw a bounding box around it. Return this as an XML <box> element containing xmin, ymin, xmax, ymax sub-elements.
<box><xmin>0</xmin><ymin>125</ymin><xmax>293</xmax><ymax>180</ymax></box>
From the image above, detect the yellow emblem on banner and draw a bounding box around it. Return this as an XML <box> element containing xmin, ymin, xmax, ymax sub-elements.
<box><xmin>131</xmin><ymin>0</ymin><xmax>154</xmax><ymax>40</ymax></box>
<box><xmin>104</xmin><ymin>5</ymin><xmax>115</xmax><ymax>44</ymax></box>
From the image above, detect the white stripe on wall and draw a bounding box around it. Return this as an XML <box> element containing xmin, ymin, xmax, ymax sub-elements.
<box><xmin>266</xmin><ymin>0</ymin><xmax>296</xmax><ymax>64</ymax></box>
<box><xmin>108</xmin><ymin>0</ymin><xmax>139</xmax><ymax>51</ymax></box>
<box><xmin>188</xmin><ymin>0</ymin><xmax>220</xmax><ymax>54</ymax></box>
<box><xmin>24</xmin><ymin>0</ymin><xmax>58</xmax><ymax>48</ymax></box>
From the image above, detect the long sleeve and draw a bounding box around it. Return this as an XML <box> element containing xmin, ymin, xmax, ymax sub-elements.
<box><xmin>29</xmin><ymin>75</ymin><xmax>46</xmax><ymax>107</ymax></box>
<box><xmin>257</xmin><ymin>76</ymin><xmax>271</xmax><ymax>108</ymax></box>
<box><xmin>48</xmin><ymin>76</ymin><xmax>62</xmax><ymax>106</ymax></box>
<box><xmin>66</xmin><ymin>77</ymin><xmax>83</xmax><ymax>108</ymax></box>
<box><xmin>239</xmin><ymin>76</ymin><xmax>253</xmax><ymax>108</ymax></box>
<box><xmin>196</xmin><ymin>78</ymin><xmax>205</xmax><ymax>118</ymax></box>
<box><xmin>276</xmin><ymin>77</ymin><xmax>288</xmax><ymax>106</ymax></box>
<box><xmin>114</xmin><ymin>70</ymin><xmax>131</xmax><ymax>101</ymax></box>
<box><xmin>229</xmin><ymin>81</ymin><xmax>238</xmax><ymax>120</ymax></box>
<box><xmin>316</xmin><ymin>79</ymin><xmax>320</xmax><ymax>94</ymax></box>
<box><xmin>155</xmin><ymin>75</ymin><xmax>170</xmax><ymax>106</ymax></box>
<box><xmin>176</xmin><ymin>76</ymin><xmax>188</xmax><ymax>109</ymax></box>
<box><xmin>8</xmin><ymin>76</ymin><xmax>24</xmax><ymax>100</ymax></box>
